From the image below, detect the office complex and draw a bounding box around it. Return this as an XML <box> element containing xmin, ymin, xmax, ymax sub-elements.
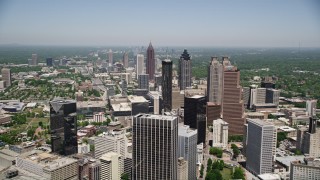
<box><xmin>108</xmin><ymin>49</ymin><xmax>113</xmax><ymax>66</ymax></box>
<box><xmin>138</xmin><ymin>74</ymin><xmax>149</xmax><ymax>90</ymax></box>
<box><xmin>177</xmin><ymin>157</ymin><xmax>188</xmax><ymax>180</ymax></box>
<box><xmin>100</xmin><ymin>152</ymin><xmax>124</xmax><ymax>180</ymax></box>
<box><xmin>207</xmin><ymin>57</ymin><xmax>223</xmax><ymax>104</ymax></box>
<box><xmin>184</xmin><ymin>95</ymin><xmax>207</xmax><ymax>144</ymax></box>
<box><xmin>297</xmin><ymin>117</ymin><xmax>320</xmax><ymax>157</ymax></box>
<box><xmin>147</xmin><ymin>91</ymin><xmax>162</xmax><ymax>115</ymax></box>
<box><xmin>1</xmin><ymin>68</ymin><xmax>11</xmax><ymax>88</ymax></box>
<box><xmin>32</xmin><ymin>53</ymin><xmax>37</xmax><ymax>65</ymax></box>
<box><xmin>179</xmin><ymin>49</ymin><xmax>192</xmax><ymax>90</ymax></box>
<box><xmin>266</xmin><ymin>88</ymin><xmax>280</xmax><ymax>106</ymax></box>
<box><xmin>221</xmin><ymin>57</ymin><xmax>244</xmax><ymax>135</ymax></box>
<box><xmin>290</xmin><ymin>158</ymin><xmax>320</xmax><ymax>180</ymax></box>
<box><xmin>50</xmin><ymin>98</ymin><xmax>77</xmax><ymax>156</ymax></box>
<box><xmin>132</xmin><ymin>114</ymin><xmax>178</xmax><ymax>180</ymax></box>
<box><xmin>146</xmin><ymin>42</ymin><xmax>155</xmax><ymax>80</ymax></box>
<box><xmin>94</xmin><ymin>129</ymin><xmax>128</xmax><ymax>159</ymax></box>
<box><xmin>136</xmin><ymin>54</ymin><xmax>144</xmax><ymax>78</ymax></box>
<box><xmin>178</xmin><ymin>124</ymin><xmax>197</xmax><ymax>180</ymax></box>
<box><xmin>123</xmin><ymin>52</ymin><xmax>129</xmax><ymax>68</ymax></box>
<box><xmin>46</xmin><ymin>57</ymin><xmax>53</xmax><ymax>66</ymax></box>
<box><xmin>206</xmin><ymin>102</ymin><xmax>221</xmax><ymax>126</ymax></box>
<box><xmin>246</xmin><ymin>119</ymin><xmax>277</xmax><ymax>175</ymax></box>
<box><xmin>162</xmin><ymin>59</ymin><xmax>172</xmax><ymax>112</ymax></box>
<box><xmin>212</xmin><ymin>119</ymin><xmax>229</xmax><ymax>148</ymax></box>
<box><xmin>306</xmin><ymin>100</ymin><xmax>317</xmax><ymax>117</ymax></box>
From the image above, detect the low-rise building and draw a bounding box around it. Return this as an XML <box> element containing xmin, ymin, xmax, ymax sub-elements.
<box><xmin>290</xmin><ymin>158</ymin><xmax>320</xmax><ymax>180</ymax></box>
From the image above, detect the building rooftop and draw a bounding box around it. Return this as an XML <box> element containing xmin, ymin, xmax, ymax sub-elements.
<box><xmin>100</xmin><ymin>152</ymin><xmax>121</xmax><ymax>161</ymax></box>
<box><xmin>128</xmin><ymin>95</ymin><xmax>148</xmax><ymax>103</ymax></box>
<box><xmin>111</xmin><ymin>102</ymin><xmax>131</xmax><ymax>112</ymax></box>
<box><xmin>275</xmin><ymin>155</ymin><xmax>305</xmax><ymax>168</ymax></box>
<box><xmin>178</xmin><ymin>123</ymin><xmax>197</xmax><ymax>137</ymax></box>
<box><xmin>278</xmin><ymin>126</ymin><xmax>296</xmax><ymax>132</ymax></box>
<box><xmin>77</xmin><ymin>101</ymin><xmax>107</xmax><ymax>108</ymax></box>
<box><xmin>135</xmin><ymin>113</ymin><xmax>177</xmax><ymax>121</ymax></box>
<box><xmin>247</xmin><ymin>118</ymin><xmax>273</xmax><ymax>127</ymax></box>
<box><xmin>258</xmin><ymin>173</ymin><xmax>281</xmax><ymax>180</ymax></box>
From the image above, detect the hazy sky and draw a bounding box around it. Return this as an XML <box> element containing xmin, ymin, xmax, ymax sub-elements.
<box><xmin>0</xmin><ymin>0</ymin><xmax>319</xmax><ymax>47</ymax></box>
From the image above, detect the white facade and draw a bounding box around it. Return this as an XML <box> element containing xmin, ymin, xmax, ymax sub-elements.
<box><xmin>78</xmin><ymin>143</ymin><xmax>90</xmax><ymax>154</ymax></box>
<box><xmin>93</xmin><ymin>112</ymin><xmax>105</xmax><ymax>122</ymax></box>
<box><xmin>306</xmin><ymin>100</ymin><xmax>317</xmax><ymax>117</ymax></box>
<box><xmin>177</xmin><ymin>157</ymin><xmax>188</xmax><ymax>180</ymax></box>
<box><xmin>94</xmin><ymin>130</ymin><xmax>128</xmax><ymax>159</ymax></box>
<box><xmin>178</xmin><ymin>124</ymin><xmax>197</xmax><ymax>180</ymax></box>
<box><xmin>136</xmin><ymin>54</ymin><xmax>144</xmax><ymax>78</ymax></box>
<box><xmin>290</xmin><ymin>160</ymin><xmax>320</xmax><ymax>180</ymax></box>
<box><xmin>246</xmin><ymin>119</ymin><xmax>277</xmax><ymax>175</ymax></box>
<box><xmin>100</xmin><ymin>152</ymin><xmax>124</xmax><ymax>180</ymax></box>
<box><xmin>197</xmin><ymin>143</ymin><xmax>204</xmax><ymax>165</ymax></box>
<box><xmin>212</xmin><ymin>119</ymin><xmax>229</xmax><ymax>148</ymax></box>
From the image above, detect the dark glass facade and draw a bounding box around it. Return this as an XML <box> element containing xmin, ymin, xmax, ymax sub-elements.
<box><xmin>146</xmin><ymin>42</ymin><xmax>155</xmax><ymax>80</ymax></box>
<box><xmin>184</xmin><ymin>95</ymin><xmax>207</xmax><ymax>144</ymax></box>
<box><xmin>162</xmin><ymin>59</ymin><xmax>172</xmax><ymax>112</ymax></box>
<box><xmin>50</xmin><ymin>99</ymin><xmax>77</xmax><ymax>155</ymax></box>
<box><xmin>46</xmin><ymin>58</ymin><xmax>53</xmax><ymax>66</ymax></box>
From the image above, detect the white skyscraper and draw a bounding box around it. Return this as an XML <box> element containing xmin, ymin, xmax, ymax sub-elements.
<box><xmin>178</xmin><ymin>124</ymin><xmax>197</xmax><ymax>180</ymax></box>
<box><xmin>133</xmin><ymin>114</ymin><xmax>178</xmax><ymax>180</ymax></box>
<box><xmin>207</xmin><ymin>57</ymin><xmax>223</xmax><ymax>104</ymax></box>
<box><xmin>212</xmin><ymin>119</ymin><xmax>229</xmax><ymax>148</ymax></box>
<box><xmin>136</xmin><ymin>54</ymin><xmax>144</xmax><ymax>79</ymax></box>
<box><xmin>246</xmin><ymin>119</ymin><xmax>277</xmax><ymax>175</ymax></box>
<box><xmin>108</xmin><ymin>49</ymin><xmax>113</xmax><ymax>66</ymax></box>
<box><xmin>306</xmin><ymin>100</ymin><xmax>317</xmax><ymax>117</ymax></box>
<box><xmin>100</xmin><ymin>152</ymin><xmax>124</xmax><ymax>180</ymax></box>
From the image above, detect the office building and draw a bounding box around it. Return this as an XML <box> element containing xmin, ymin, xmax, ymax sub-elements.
<box><xmin>212</xmin><ymin>119</ymin><xmax>229</xmax><ymax>148</ymax></box>
<box><xmin>177</xmin><ymin>157</ymin><xmax>188</xmax><ymax>180</ymax></box>
<box><xmin>121</xmin><ymin>79</ymin><xmax>127</xmax><ymax>96</ymax></box>
<box><xmin>32</xmin><ymin>53</ymin><xmax>37</xmax><ymax>65</ymax></box>
<box><xmin>179</xmin><ymin>49</ymin><xmax>192</xmax><ymax>90</ymax></box>
<box><xmin>298</xmin><ymin>117</ymin><xmax>320</xmax><ymax>157</ymax></box>
<box><xmin>123</xmin><ymin>52</ymin><xmax>129</xmax><ymax>68</ymax></box>
<box><xmin>46</xmin><ymin>57</ymin><xmax>53</xmax><ymax>66</ymax></box>
<box><xmin>290</xmin><ymin>158</ymin><xmax>320</xmax><ymax>180</ymax></box>
<box><xmin>146</xmin><ymin>42</ymin><xmax>155</xmax><ymax>80</ymax></box>
<box><xmin>94</xmin><ymin>129</ymin><xmax>128</xmax><ymax>159</ymax></box>
<box><xmin>246</xmin><ymin>119</ymin><xmax>277</xmax><ymax>175</ymax></box>
<box><xmin>243</xmin><ymin>87</ymin><xmax>251</xmax><ymax>109</ymax></box>
<box><xmin>138</xmin><ymin>74</ymin><xmax>149</xmax><ymax>90</ymax></box>
<box><xmin>108</xmin><ymin>49</ymin><xmax>113</xmax><ymax>66</ymax></box>
<box><xmin>256</xmin><ymin>88</ymin><xmax>266</xmax><ymax>104</ymax></box>
<box><xmin>100</xmin><ymin>152</ymin><xmax>124</xmax><ymax>180</ymax></box>
<box><xmin>147</xmin><ymin>91</ymin><xmax>162</xmax><ymax>114</ymax></box>
<box><xmin>221</xmin><ymin>57</ymin><xmax>245</xmax><ymax>135</ymax></box>
<box><xmin>172</xmin><ymin>88</ymin><xmax>184</xmax><ymax>109</ymax></box>
<box><xmin>50</xmin><ymin>98</ymin><xmax>77</xmax><ymax>156</ymax></box>
<box><xmin>162</xmin><ymin>59</ymin><xmax>173</xmax><ymax>112</ymax></box>
<box><xmin>128</xmin><ymin>95</ymin><xmax>149</xmax><ymax>115</ymax></box>
<box><xmin>16</xmin><ymin>151</ymin><xmax>78</xmax><ymax>179</ymax></box>
<box><xmin>132</xmin><ymin>114</ymin><xmax>178</xmax><ymax>180</ymax></box>
<box><xmin>154</xmin><ymin>74</ymin><xmax>162</xmax><ymax>90</ymax></box>
<box><xmin>184</xmin><ymin>95</ymin><xmax>206</xmax><ymax>144</ymax></box>
<box><xmin>306</xmin><ymin>100</ymin><xmax>317</xmax><ymax>117</ymax></box>
<box><xmin>206</xmin><ymin>102</ymin><xmax>221</xmax><ymax>126</ymax></box>
<box><xmin>136</xmin><ymin>54</ymin><xmax>144</xmax><ymax>78</ymax></box>
<box><xmin>178</xmin><ymin>124</ymin><xmax>197</xmax><ymax>180</ymax></box>
<box><xmin>207</xmin><ymin>57</ymin><xmax>223</xmax><ymax>104</ymax></box>
<box><xmin>266</xmin><ymin>89</ymin><xmax>280</xmax><ymax>106</ymax></box>
<box><xmin>1</xmin><ymin>68</ymin><xmax>11</xmax><ymax>88</ymax></box>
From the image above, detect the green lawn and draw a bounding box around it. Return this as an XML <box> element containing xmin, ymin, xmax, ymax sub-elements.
<box><xmin>221</xmin><ymin>168</ymin><xmax>232</xmax><ymax>180</ymax></box>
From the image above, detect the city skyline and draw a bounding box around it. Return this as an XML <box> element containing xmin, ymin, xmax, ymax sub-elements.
<box><xmin>0</xmin><ymin>0</ymin><xmax>319</xmax><ymax>47</ymax></box>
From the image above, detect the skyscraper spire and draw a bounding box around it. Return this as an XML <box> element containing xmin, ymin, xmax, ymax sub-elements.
<box><xmin>146</xmin><ymin>42</ymin><xmax>155</xmax><ymax>81</ymax></box>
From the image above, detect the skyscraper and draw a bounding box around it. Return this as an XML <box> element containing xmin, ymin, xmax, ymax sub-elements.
<box><xmin>133</xmin><ymin>114</ymin><xmax>178</xmax><ymax>180</ymax></box>
<box><xmin>207</xmin><ymin>57</ymin><xmax>223</xmax><ymax>104</ymax></box>
<box><xmin>50</xmin><ymin>98</ymin><xmax>77</xmax><ymax>156</ymax></box>
<box><xmin>108</xmin><ymin>49</ymin><xmax>113</xmax><ymax>66</ymax></box>
<box><xmin>221</xmin><ymin>57</ymin><xmax>245</xmax><ymax>135</ymax></box>
<box><xmin>179</xmin><ymin>49</ymin><xmax>192</xmax><ymax>90</ymax></box>
<box><xmin>1</xmin><ymin>68</ymin><xmax>11</xmax><ymax>88</ymax></box>
<box><xmin>100</xmin><ymin>152</ymin><xmax>124</xmax><ymax>180</ymax></box>
<box><xmin>136</xmin><ymin>54</ymin><xmax>144</xmax><ymax>79</ymax></box>
<box><xmin>146</xmin><ymin>42</ymin><xmax>155</xmax><ymax>81</ymax></box>
<box><xmin>246</xmin><ymin>119</ymin><xmax>276</xmax><ymax>175</ymax></box>
<box><xmin>212</xmin><ymin>119</ymin><xmax>229</xmax><ymax>148</ymax></box>
<box><xmin>46</xmin><ymin>57</ymin><xmax>53</xmax><ymax>67</ymax></box>
<box><xmin>178</xmin><ymin>124</ymin><xmax>197</xmax><ymax>180</ymax></box>
<box><xmin>32</xmin><ymin>53</ymin><xmax>37</xmax><ymax>65</ymax></box>
<box><xmin>306</xmin><ymin>100</ymin><xmax>317</xmax><ymax>117</ymax></box>
<box><xmin>123</xmin><ymin>52</ymin><xmax>129</xmax><ymax>68</ymax></box>
<box><xmin>162</xmin><ymin>59</ymin><xmax>172</xmax><ymax>112</ymax></box>
<box><xmin>184</xmin><ymin>95</ymin><xmax>207</xmax><ymax>144</ymax></box>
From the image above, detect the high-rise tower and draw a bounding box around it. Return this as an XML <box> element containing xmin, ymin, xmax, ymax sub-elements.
<box><xmin>162</xmin><ymin>59</ymin><xmax>172</xmax><ymax>112</ymax></box>
<box><xmin>207</xmin><ymin>57</ymin><xmax>223</xmax><ymax>104</ymax></box>
<box><xmin>50</xmin><ymin>98</ymin><xmax>77</xmax><ymax>155</ymax></box>
<box><xmin>221</xmin><ymin>57</ymin><xmax>245</xmax><ymax>135</ymax></box>
<box><xmin>146</xmin><ymin>42</ymin><xmax>155</xmax><ymax>81</ymax></box>
<box><xmin>108</xmin><ymin>49</ymin><xmax>113</xmax><ymax>66</ymax></box>
<box><xmin>32</xmin><ymin>54</ymin><xmax>37</xmax><ymax>65</ymax></box>
<box><xmin>136</xmin><ymin>54</ymin><xmax>144</xmax><ymax>79</ymax></box>
<box><xmin>179</xmin><ymin>49</ymin><xmax>192</xmax><ymax>90</ymax></box>
<box><xmin>133</xmin><ymin>114</ymin><xmax>178</xmax><ymax>180</ymax></box>
<box><xmin>123</xmin><ymin>52</ymin><xmax>129</xmax><ymax>68</ymax></box>
<box><xmin>1</xmin><ymin>68</ymin><xmax>11</xmax><ymax>88</ymax></box>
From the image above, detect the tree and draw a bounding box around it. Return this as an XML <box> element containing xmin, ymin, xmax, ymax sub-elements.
<box><xmin>207</xmin><ymin>158</ymin><xmax>212</xmax><ymax>172</ymax></box>
<box><xmin>231</xmin><ymin>144</ymin><xmax>240</xmax><ymax>159</ymax></box>
<box><xmin>206</xmin><ymin>169</ymin><xmax>222</xmax><ymax>180</ymax></box>
<box><xmin>38</xmin><ymin>121</ymin><xmax>43</xmax><ymax>127</ymax></box>
<box><xmin>120</xmin><ymin>173</ymin><xmax>129</xmax><ymax>180</ymax></box>
<box><xmin>277</xmin><ymin>132</ymin><xmax>288</xmax><ymax>142</ymax></box>
<box><xmin>200</xmin><ymin>164</ymin><xmax>204</xmax><ymax>178</ymax></box>
<box><xmin>90</xmin><ymin>144</ymin><xmax>95</xmax><ymax>152</ymax></box>
<box><xmin>27</xmin><ymin>128</ymin><xmax>35</xmax><ymax>137</ymax></box>
<box><xmin>232</xmin><ymin>167</ymin><xmax>245</xmax><ymax>180</ymax></box>
<box><xmin>209</xmin><ymin>147</ymin><xmax>223</xmax><ymax>158</ymax></box>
